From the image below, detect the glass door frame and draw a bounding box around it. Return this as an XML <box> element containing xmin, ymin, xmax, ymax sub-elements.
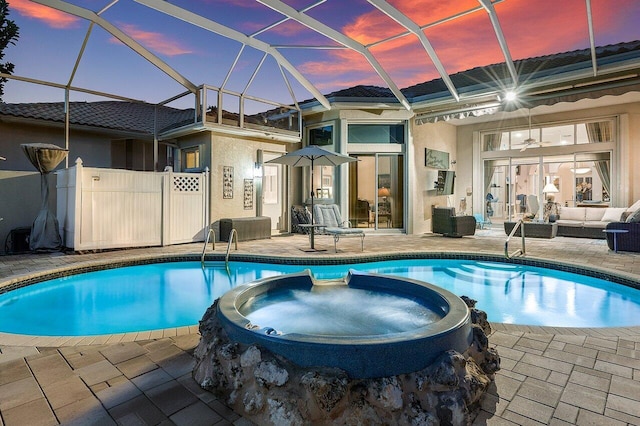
<box><xmin>348</xmin><ymin>152</ymin><xmax>405</xmax><ymax>231</ymax></box>
<box><xmin>482</xmin><ymin>151</ymin><xmax>613</xmax><ymax>223</ymax></box>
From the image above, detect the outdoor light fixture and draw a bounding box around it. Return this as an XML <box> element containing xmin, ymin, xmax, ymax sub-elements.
<box><xmin>254</xmin><ymin>162</ymin><xmax>263</xmax><ymax>178</ymax></box>
<box><xmin>570</xmin><ymin>167</ymin><xmax>590</xmax><ymax>174</ymax></box>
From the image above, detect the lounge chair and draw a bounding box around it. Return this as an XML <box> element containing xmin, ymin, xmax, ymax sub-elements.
<box><xmin>313</xmin><ymin>204</ymin><xmax>365</xmax><ymax>252</ymax></box>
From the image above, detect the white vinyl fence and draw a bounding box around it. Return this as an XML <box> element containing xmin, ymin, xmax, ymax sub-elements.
<box><xmin>57</xmin><ymin>158</ymin><xmax>209</xmax><ymax>251</ymax></box>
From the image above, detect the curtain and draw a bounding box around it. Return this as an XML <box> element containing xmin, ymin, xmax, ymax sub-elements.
<box><xmin>483</xmin><ymin>132</ymin><xmax>502</xmax><ymax>152</ymax></box>
<box><xmin>483</xmin><ymin>160</ymin><xmax>497</xmax><ymax>217</ymax></box>
<box><xmin>585</xmin><ymin>122</ymin><xmax>611</xmax><ymax>197</ymax></box>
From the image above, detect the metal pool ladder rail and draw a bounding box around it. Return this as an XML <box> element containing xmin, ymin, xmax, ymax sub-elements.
<box><xmin>201</xmin><ymin>229</ymin><xmax>216</xmax><ymax>267</ymax></box>
<box><xmin>505</xmin><ymin>219</ymin><xmax>526</xmax><ymax>259</ymax></box>
<box><xmin>225</xmin><ymin>228</ymin><xmax>238</xmax><ymax>265</ymax></box>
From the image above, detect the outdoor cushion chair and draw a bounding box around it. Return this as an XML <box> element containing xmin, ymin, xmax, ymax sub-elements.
<box><xmin>432</xmin><ymin>207</ymin><xmax>477</xmax><ymax>237</ymax></box>
<box><xmin>313</xmin><ymin>204</ymin><xmax>365</xmax><ymax>252</ymax></box>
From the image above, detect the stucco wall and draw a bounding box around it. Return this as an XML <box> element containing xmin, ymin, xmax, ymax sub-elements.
<box><xmin>208</xmin><ymin>132</ymin><xmax>288</xmax><ymax>237</ymax></box>
<box><xmin>410</xmin><ymin>121</ymin><xmax>459</xmax><ymax>235</ymax></box>
<box><xmin>0</xmin><ymin>122</ymin><xmax>114</xmax><ymax>171</ymax></box>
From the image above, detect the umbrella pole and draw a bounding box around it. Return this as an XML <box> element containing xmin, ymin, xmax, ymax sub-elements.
<box><xmin>310</xmin><ymin>159</ymin><xmax>315</xmax><ymax>249</ymax></box>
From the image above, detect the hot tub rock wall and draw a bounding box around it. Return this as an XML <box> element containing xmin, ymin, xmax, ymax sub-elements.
<box><xmin>193</xmin><ymin>298</ymin><xmax>500</xmax><ymax>425</ymax></box>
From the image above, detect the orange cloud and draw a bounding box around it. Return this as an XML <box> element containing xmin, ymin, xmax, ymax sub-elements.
<box><xmin>298</xmin><ymin>49</ymin><xmax>371</xmax><ymax>75</ymax></box>
<box><xmin>9</xmin><ymin>0</ymin><xmax>79</xmax><ymax>29</ymax></box>
<box><xmin>112</xmin><ymin>24</ymin><xmax>194</xmax><ymax>56</ymax></box>
<box><xmin>306</xmin><ymin>0</ymin><xmax>629</xmax><ymax>92</ymax></box>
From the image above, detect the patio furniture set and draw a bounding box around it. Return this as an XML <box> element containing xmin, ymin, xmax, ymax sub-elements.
<box><xmin>503</xmin><ymin>201</ymin><xmax>640</xmax><ymax>253</ymax></box>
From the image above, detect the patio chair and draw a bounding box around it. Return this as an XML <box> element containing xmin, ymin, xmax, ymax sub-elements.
<box><xmin>313</xmin><ymin>204</ymin><xmax>365</xmax><ymax>252</ymax></box>
<box><xmin>473</xmin><ymin>213</ymin><xmax>490</xmax><ymax>229</ymax></box>
<box><xmin>432</xmin><ymin>207</ymin><xmax>477</xmax><ymax>237</ymax></box>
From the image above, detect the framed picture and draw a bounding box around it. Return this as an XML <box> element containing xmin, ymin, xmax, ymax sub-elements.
<box><xmin>378</xmin><ymin>174</ymin><xmax>391</xmax><ymax>189</ymax></box>
<box><xmin>425</xmin><ymin>148</ymin><xmax>449</xmax><ymax>169</ymax></box>
<box><xmin>243</xmin><ymin>179</ymin><xmax>254</xmax><ymax>209</ymax></box>
<box><xmin>223</xmin><ymin>166</ymin><xmax>233</xmax><ymax>199</ymax></box>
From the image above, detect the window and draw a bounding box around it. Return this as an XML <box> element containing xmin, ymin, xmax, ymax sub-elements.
<box><xmin>182</xmin><ymin>146</ymin><xmax>200</xmax><ymax>170</ymax></box>
<box><xmin>481</xmin><ymin>119</ymin><xmax>615</xmax><ymax>152</ymax></box>
<box><xmin>348</xmin><ymin>124</ymin><xmax>404</xmax><ymax>144</ymax></box>
<box><xmin>309</xmin><ymin>125</ymin><xmax>333</xmax><ymax>146</ymax></box>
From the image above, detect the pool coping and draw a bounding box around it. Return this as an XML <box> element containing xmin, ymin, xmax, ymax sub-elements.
<box><xmin>1</xmin><ymin>251</ymin><xmax>639</xmax><ymax>346</ymax></box>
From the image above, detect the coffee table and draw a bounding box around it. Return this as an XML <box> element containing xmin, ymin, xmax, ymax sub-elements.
<box><xmin>504</xmin><ymin>221</ymin><xmax>557</xmax><ymax>238</ymax></box>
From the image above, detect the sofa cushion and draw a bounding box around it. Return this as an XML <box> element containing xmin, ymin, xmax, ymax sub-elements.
<box><xmin>626</xmin><ymin>208</ymin><xmax>640</xmax><ymax>223</ymax></box>
<box><xmin>601</xmin><ymin>207</ymin><xmax>627</xmax><ymax>222</ymax></box>
<box><xmin>625</xmin><ymin>199</ymin><xmax>640</xmax><ymax>212</ymax></box>
<box><xmin>555</xmin><ymin>220</ymin><xmax>582</xmax><ymax>227</ymax></box>
<box><xmin>583</xmin><ymin>221</ymin><xmax>607</xmax><ymax>229</ymax></box>
<box><xmin>559</xmin><ymin>207</ymin><xmax>585</xmax><ymax>221</ymax></box>
<box><xmin>584</xmin><ymin>208</ymin><xmax>605</xmax><ymax>221</ymax></box>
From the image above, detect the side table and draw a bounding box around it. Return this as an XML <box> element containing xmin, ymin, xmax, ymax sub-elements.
<box><xmin>602</xmin><ymin>229</ymin><xmax>629</xmax><ymax>253</ymax></box>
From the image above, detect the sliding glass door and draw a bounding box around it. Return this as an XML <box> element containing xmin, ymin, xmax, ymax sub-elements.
<box><xmin>484</xmin><ymin>152</ymin><xmax>612</xmax><ymax>223</ymax></box>
<box><xmin>349</xmin><ymin>154</ymin><xmax>404</xmax><ymax>230</ymax></box>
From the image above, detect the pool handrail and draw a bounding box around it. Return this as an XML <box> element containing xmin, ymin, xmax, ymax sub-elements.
<box><xmin>225</xmin><ymin>228</ymin><xmax>238</xmax><ymax>266</ymax></box>
<box><xmin>201</xmin><ymin>229</ymin><xmax>216</xmax><ymax>267</ymax></box>
<box><xmin>505</xmin><ymin>219</ymin><xmax>526</xmax><ymax>259</ymax></box>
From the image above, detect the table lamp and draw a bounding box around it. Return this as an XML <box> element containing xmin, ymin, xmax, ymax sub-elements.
<box><xmin>378</xmin><ymin>187</ymin><xmax>390</xmax><ymax>202</ymax></box>
<box><xmin>543</xmin><ymin>182</ymin><xmax>559</xmax><ymax>201</ymax></box>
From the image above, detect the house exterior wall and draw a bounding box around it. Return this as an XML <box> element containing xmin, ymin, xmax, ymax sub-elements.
<box><xmin>206</xmin><ymin>131</ymin><xmax>288</xmax><ymax>238</ymax></box>
<box><xmin>0</xmin><ymin>121</ymin><xmax>113</xmax><ymax>171</ymax></box>
<box><xmin>410</xmin><ymin>121</ymin><xmax>459</xmax><ymax>235</ymax></box>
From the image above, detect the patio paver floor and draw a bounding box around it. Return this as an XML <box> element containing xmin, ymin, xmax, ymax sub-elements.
<box><xmin>1</xmin><ymin>228</ymin><xmax>639</xmax><ymax>425</ymax></box>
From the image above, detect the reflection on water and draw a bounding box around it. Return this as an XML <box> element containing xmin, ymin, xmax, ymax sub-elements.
<box><xmin>241</xmin><ymin>287</ymin><xmax>442</xmax><ymax>336</ymax></box>
<box><xmin>0</xmin><ymin>259</ymin><xmax>639</xmax><ymax>335</ymax></box>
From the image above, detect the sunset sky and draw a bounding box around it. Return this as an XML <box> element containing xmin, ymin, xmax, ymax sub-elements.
<box><xmin>3</xmin><ymin>0</ymin><xmax>640</xmax><ymax>107</ymax></box>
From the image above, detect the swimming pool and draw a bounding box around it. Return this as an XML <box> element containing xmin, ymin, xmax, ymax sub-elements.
<box><xmin>1</xmin><ymin>258</ymin><xmax>639</xmax><ymax>335</ymax></box>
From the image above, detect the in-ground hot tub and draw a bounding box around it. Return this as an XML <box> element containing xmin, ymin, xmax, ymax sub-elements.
<box><xmin>216</xmin><ymin>269</ymin><xmax>473</xmax><ymax>378</ymax></box>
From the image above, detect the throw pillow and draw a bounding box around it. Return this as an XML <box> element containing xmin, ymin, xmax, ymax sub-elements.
<box><xmin>625</xmin><ymin>208</ymin><xmax>640</xmax><ymax>223</ymax></box>
<box><xmin>626</xmin><ymin>199</ymin><xmax>640</xmax><ymax>213</ymax></box>
<box><xmin>601</xmin><ymin>207</ymin><xmax>627</xmax><ymax>222</ymax></box>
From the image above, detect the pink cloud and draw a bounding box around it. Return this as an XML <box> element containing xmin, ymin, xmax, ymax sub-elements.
<box><xmin>298</xmin><ymin>0</ymin><xmax>632</xmax><ymax>92</ymax></box>
<box><xmin>9</xmin><ymin>0</ymin><xmax>80</xmax><ymax>29</ymax></box>
<box><xmin>111</xmin><ymin>24</ymin><xmax>193</xmax><ymax>56</ymax></box>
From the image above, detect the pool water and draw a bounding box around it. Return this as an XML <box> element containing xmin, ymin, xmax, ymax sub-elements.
<box><xmin>1</xmin><ymin>259</ymin><xmax>639</xmax><ymax>335</ymax></box>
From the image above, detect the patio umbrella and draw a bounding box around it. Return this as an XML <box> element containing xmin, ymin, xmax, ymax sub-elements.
<box><xmin>21</xmin><ymin>143</ymin><xmax>69</xmax><ymax>252</ymax></box>
<box><xmin>266</xmin><ymin>145</ymin><xmax>357</xmax><ymax>250</ymax></box>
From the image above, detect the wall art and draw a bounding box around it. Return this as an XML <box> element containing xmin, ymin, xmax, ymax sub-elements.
<box><xmin>425</xmin><ymin>148</ymin><xmax>449</xmax><ymax>169</ymax></box>
<box><xmin>223</xmin><ymin>166</ymin><xmax>233</xmax><ymax>199</ymax></box>
<box><xmin>243</xmin><ymin>179</ymin><xmax>254</xmax><ymax>209</ymax></box>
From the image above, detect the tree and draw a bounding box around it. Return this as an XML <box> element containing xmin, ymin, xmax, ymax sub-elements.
<box><xmin>0</xmin><ymin>0</ymin><xmax>19</xmax><ymax>102</ymax></box>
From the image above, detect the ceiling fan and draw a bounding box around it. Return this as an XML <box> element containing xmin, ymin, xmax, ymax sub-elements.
<box><xmin>520</xmin><ymin>109</ymin><xmax>550</xmax><ymax>152</ymax></box>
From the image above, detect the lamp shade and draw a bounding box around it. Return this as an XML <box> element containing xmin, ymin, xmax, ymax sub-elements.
<box><xmin>378</xmin><ymin>187</ymin><xmax>391</xmax><ymax>197</ymax></box>
<box><xmin>543</xmin><ymin>183</ymin><xmax>559</xmax><ymax>194</ymax></box>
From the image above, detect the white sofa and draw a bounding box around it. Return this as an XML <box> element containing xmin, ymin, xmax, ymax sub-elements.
<box><xmin>556</xmin><ymin>206</ymin><xmax>628</xmax><ymax>238</ymax></box>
